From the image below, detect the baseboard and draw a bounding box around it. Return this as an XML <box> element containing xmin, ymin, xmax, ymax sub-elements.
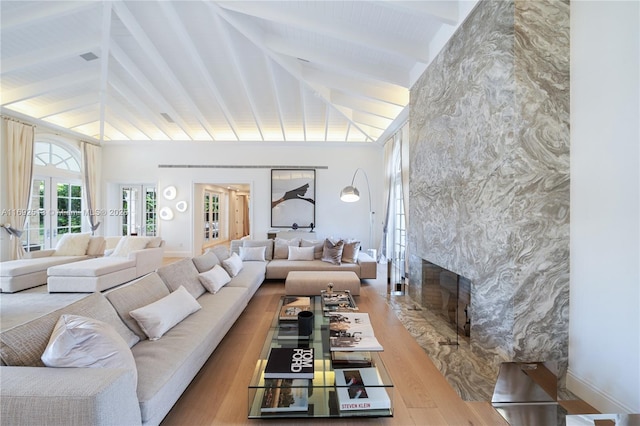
<box><xmin>566</xmin><ymin>369</ymin><xmax>636</xmax><ymax>414</ymax></box>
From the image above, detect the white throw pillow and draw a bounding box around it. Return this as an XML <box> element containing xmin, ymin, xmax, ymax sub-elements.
<box><xmin>41</xmin><ymin>314</ymin><xmax>137</xmax><ymax>388</ymax></box>
<box><xmin>129</xmin><ymin>286</ymin><xmax>201</xmax><ymax>340</ymax></box>
<box><xmin>53</xmin><ymin>233</ymin><xmax>91</xmax><ymax>256</ymax></box>
<box><xmin>239</xmin><ymin>246</ymin><xmax>266</xmax><ymax>261</ymax></box>
<box><xmin>288</xmin><ymin>246</ymin><xmax>315</xmax><ymax>261</ymax></box>
<box><xmin>198</xmin><ymin>264</ymin><xmax>231</xmax><ymax>294</ymax></box>
<box><xmin>111</xmin><ymin>236</ymin><xmax>151</xmax><ymax>257</ymax></box>
<box><xmin>222</xmin><ymin>252</ymin><xmax>243</xmax><ymax>277</ymax></box>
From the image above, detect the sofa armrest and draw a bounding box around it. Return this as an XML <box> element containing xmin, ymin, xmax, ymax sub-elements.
<box><xmin>0</xmin><ymin>366</ymin><xmax>141</xmax><ymax>426</ymax></box>
<box><xmin>357</xmin><ymin>251</ymin><xmax>377</xmax><ymax>279</ymax></box>
<box><xmin>23</xmin><ymin>249</ymin><xmax>55</xmax><ymax>259</ymax></box>
<box><xmin>129</xmin><ymin>246</ymin><xmax>164</xmax><ymax>277</ymax></box>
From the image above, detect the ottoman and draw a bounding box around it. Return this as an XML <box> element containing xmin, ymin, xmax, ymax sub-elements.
<box><xmin>285</xmin><ymin>271</ymin><xmax>360</xmax><ymax>296</ymax></box>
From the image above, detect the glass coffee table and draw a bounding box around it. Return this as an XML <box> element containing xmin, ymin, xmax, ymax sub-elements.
<box><xmin>248</xmin><ymin>296</ymin><xmax>394</xmax><ymax>419</ymax></box>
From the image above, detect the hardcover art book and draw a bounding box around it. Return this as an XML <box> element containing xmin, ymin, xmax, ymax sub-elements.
<box><xmin>331</xmin><ymin>351</ymin><xmax>373</xmax><ymax>368</ymax></box>
<box><xmin>279</xmin><ymin>296</ymin><xmax>312</xmax><ymax>321</ymax></box>
<box><xmin>334</xmin><ymin>368</ymin><xmax>391</xmax><ymax>411</ymax></box>
<box><xmin>329</xmin><ymin>312</ymin><xmax>383</xmax><ymax>352</ymax></box>
<box><xmin>260</xmin><ymin>379</ymin><xmax>309</xmax><ymax>413</ymax></box>
<box><xmin>264</xmin><ymin>347</ymin><xmax>315</xmax><ymax>379</ymax></box>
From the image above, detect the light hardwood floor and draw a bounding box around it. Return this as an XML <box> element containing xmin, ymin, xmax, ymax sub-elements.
<box><xmin>159</xmin><ymin>260</ymin><xmax>596</xmax><ymax>425</ymax></box>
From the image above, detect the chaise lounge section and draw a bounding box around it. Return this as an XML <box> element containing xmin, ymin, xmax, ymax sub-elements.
<box><xmin>0</xmin><ymin>234</ymin><xmax>105</xmax><ymax>293</ymax></box>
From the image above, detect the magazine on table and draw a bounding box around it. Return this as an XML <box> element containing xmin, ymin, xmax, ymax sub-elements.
<box><xmin>321</xmin><ymin>290</ymin><xmax>358</xmax><ymax>316</ymax></box>
<box><xmin>329</xmin><ymin>312</ymin><xmax>383</xmax><ymax>351</ymax></box>
<box><xmin>260</xmin><ymin>378</ymin><xmax>309</xmax><ymax>413</ymax></box>
<box><xmin>279</xmin><ymin>296</ymin><xmax>312</xmax><ymax>321</ymax></box>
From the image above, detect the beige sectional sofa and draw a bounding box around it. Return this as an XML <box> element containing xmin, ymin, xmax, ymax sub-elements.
<box><xmin>0</xmin><ymin>245</ymin><xmax>265</xmax><ymax>426</ymax></box>
<box><xmin>47</xmin><ymin>236</ymin><xmax>165</xmax><ymax>293</ymax></box>
<box><xmin>230</xmin><ymin>237</ymin><xmax>377</xmax><ymax>280</ymax></box>
<box><xmin>0</xmin><ymin>235</ymin><xmax>105</xmax><ymax>293</ymax></box>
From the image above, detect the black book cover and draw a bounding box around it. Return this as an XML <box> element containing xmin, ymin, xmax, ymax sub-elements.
<box><xmin>264</xmin><ymin>347</ymin><xmax>314</xmax><ymax>379</ymax></box>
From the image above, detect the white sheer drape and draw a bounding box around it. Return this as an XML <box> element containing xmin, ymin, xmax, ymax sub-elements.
<box><xmin>82</xmin><ymin>142</ymin><xmax>102</xmax><ymax>235</ymax></box>
<box><xmin>400</xmin><ymin>124</ymin><xmax>410</xmax><ymax>275</ymax></box>
<box><xmin>378</xmin><ymin>133</ymin><xmax>397</xmax><ymax>263</ymax></box>
<box><xmin>2</xmin><ymin>118</ymin><xmax>34</xmax><ymax>260</ymax></box>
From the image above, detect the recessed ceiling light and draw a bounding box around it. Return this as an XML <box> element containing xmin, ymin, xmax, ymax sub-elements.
<box><xmin>80</xmin><ymin>52</ymin><xmax>99</xmax><ymax>61</ymax></box>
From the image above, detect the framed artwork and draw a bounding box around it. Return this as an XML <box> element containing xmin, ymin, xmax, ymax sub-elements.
<box><xmin>271</xmin><ymin>169</ymin><xmax>316</xmax><ymax>228</ymax></box>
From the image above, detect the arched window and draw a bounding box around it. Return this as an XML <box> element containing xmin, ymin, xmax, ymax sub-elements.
<box><xmin>23</xmin><ymin>139</ymin><xmax>84</xmax><ymax>251</ymax></box>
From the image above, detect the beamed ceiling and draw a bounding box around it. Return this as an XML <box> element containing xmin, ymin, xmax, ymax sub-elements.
<box><xmin>0</xmin><ymin>1</ymin><xmax>472</xmax><ymax>144</ymax></box>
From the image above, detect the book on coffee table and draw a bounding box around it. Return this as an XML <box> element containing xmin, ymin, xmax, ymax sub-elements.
<box><xmin>279</xmin><ymin>296</ymin><xmax>312</xmax><ymax>321</ymax></box>
<box><xmin>329</xmin><ymin>312</ymin><xmax>383</xmax><ymax>351</ymax></box>
<box><xmin>334</xmin><ymin>368</ymin><xmax>391</xmax><ymax>411</ymax></box>
<box><xmin>260</xmin><ymin>379</ymin><xmax>309</xmax><ymax>413</ymax></box>
<box><xmin>331</xmin><ymin>351</ymin><xmax>373</xmax><ymax>368</ymax></box>
<box><xmin>321</xmin><ymin>290</ymin><xmax>358</xmax><ymax>316</ymax></box>
<box><xmin>264</xmin><ymin>347</ymin><xmax>315</xmax><ymax>379</ymax></box>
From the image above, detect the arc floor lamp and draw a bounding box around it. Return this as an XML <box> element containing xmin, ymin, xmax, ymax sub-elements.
<box><xmin>340</xmin><ymin>168</ymin><xmax>374</xmax><ymax>251</ymax></box>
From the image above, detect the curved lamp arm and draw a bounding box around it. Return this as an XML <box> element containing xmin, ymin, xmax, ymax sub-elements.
<box><xmin>340</xmin><ymin>168</ymin><xmax>374</xmax><ymax>249</ymax></box>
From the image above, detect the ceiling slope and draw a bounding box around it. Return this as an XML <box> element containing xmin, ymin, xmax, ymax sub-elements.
<box><xmin>0</xmin><ymin>0</ymin><xmax>467</xmax><ymax>144</ymax></box>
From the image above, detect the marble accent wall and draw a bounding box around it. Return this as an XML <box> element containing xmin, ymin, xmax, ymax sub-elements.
<box><xmin>408</xmin><ymin>0</ymin><xmax>569</xmax><ymax>373</ymax></box>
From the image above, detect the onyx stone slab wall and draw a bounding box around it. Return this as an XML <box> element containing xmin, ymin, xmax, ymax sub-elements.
<box><xmin>408</xmin><ymin>0</ymin><xmax>569</xmax><ymax>374</ymax></box>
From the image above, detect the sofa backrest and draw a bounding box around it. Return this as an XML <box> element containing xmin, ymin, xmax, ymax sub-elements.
<box><xmin>230</xmin><ymin>239</ymin><xmax>275</xmax><ymax>260</ymax></box>
<box><xmin>0</xmin><ymin>293</ymin><xmax>139</xmax><ymax>367</ymax></box>
<box><xmin>156</xmin><ymin>258</ymin><xmax>206</xmax><ymax>299</ymax></box>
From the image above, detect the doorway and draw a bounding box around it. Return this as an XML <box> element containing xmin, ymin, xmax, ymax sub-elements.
<box><xmin>119</xmin><ymin>185</ymin><xmax>157</xmax><ymax>236</ymax></box>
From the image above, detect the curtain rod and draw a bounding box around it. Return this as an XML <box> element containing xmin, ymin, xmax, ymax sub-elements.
<box><xmin>1</xmin><ymin>114</ymin><xmax>36</xmax><ymax>128</ymax></box>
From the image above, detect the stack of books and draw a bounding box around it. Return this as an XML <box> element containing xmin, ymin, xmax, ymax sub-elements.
<box><xmin>279</xmin><ymin>296</ymin><xmax>312</xmax><ymax>321</ymax></box>
<box><xmin>261</xmin><ymin>347</ymin><xmax>314</xmax><ymax>413</ymax></box>
<box><xmin>328</xmin><ymin>312</ymin><xmax>383</xmax><ymax>352</ymax></box>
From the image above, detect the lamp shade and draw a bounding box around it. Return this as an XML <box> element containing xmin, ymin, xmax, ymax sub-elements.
<box><xmin>340</xmin><ymin>185</ymin><xmax>360</xmax><ymax>202</ymax></box>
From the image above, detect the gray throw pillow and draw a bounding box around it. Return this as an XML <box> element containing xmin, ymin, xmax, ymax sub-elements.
<box><xmin>321</xmin><ymin>239</ymin><xmax>344</xmax><ymax>265</ymax></box>
<box><xmin>192</xmin><ymin>250</ymin><xmax>220</xmax><ymax>273</ymax></box>
<box><xmin>342</xmin><ymin>240</ymin><xmax>361</xmax><ymax>264</ymax></box>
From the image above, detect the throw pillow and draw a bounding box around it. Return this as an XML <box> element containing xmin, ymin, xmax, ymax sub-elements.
<box><xmin>41</xmin><ymin>314</ymin><xmax>138</xmax><ymax>389</ymax></box>
<box><xmin>211</xmin><ymin>245</ymin><xmax>231</xmax><ymax>262</ymax></box>
<box><xmin>85</xmin><ymin>236</ymin><xmax>105</xmax><ymax>256</ymax></box>
<box><xmin>301</xmin><ymin>239</ymin><xmax>324</xmax><ymax>259</ymax></box>
<box><xmin>242</xmin><ymin>240</ymin><xmax>274</xmax><ymax>260</ymax></box>
<box><xmin>239</xmin><ymin>246</ymin><xmax>266</xmax><ymax>261</ymax></box>
<box><xmin>288</xmin><ymin>246</ymin><xmax>315</xmax><ymax>261</ymax></box>
<box><xmin>111</xmin><ymin>236</ymin><xmax>151</xmax><ymax>257</ymax></box>
<box><xmin>273</xmin><ymin>238</ymin><xmax>300</xmax><ymax>259</ymax></box>
<box><xmin>145</xmin><ymin>236</ymin><xmax>163</xmax><ymax>248</ymax></box>
<box><xmin>53</xmin><ymin>233</ymin><xmax>91</xmax><ymax>256</ymax></box>
<box><xmin>322</xmin><ymin>239</ymin><xmax>344</xmax><ymax>265</ymax></box>
<box><xmin>129</xmin><ymin>286</ymin><xmax>202</xmax><ymax>341</ymax></box>
<box><xmin>222</xmin><ymin>252</ymin><xmax>243</xmax><ymax>277</ymax></box>
<box><xmin>198</xmin><ymin>264</ymin><xmax>231</xmax><ymax>294</ymax></box>
<box><xmin>341</xmin><ymin>240</ymin><xmax>361</xmax><ymax>264</ymax></box>
<box><xmin>192</xmin><ymin>250</ymin><xmax>220</xmax><ymax>273</ymax></box>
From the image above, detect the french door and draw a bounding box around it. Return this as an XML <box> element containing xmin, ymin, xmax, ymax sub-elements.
<box><xmin>23</xmin><ymin>177</ymin><xmax>83</xmax><ymax>251</ymax></box>
<box><xmin>119</xmin><ymin>185</ymin><xmax>157</xmax><ymax>236</ymax></box>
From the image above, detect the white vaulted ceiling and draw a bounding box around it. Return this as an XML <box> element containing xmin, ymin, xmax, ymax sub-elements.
<box><xmin>0</xmin><ymin>1</ymin><xmax>470</xmax><ymax>144</ymax></box>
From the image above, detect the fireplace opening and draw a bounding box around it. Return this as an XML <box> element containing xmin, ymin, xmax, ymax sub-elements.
<box><xmin>422</xmin><ymin>260</ymin><xmax>471</xmax><ymax>345</ymax></box>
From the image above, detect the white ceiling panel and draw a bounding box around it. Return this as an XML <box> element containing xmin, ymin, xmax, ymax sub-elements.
<box><xmin>0</xmin><ymin>0</ymin><xmax>471</xmax><ymax>144</ymax></box>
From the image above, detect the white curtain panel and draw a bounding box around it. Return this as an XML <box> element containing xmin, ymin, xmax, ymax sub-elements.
<box><xmin>82</xmin><ymin>142</ymin><xmax>102</xmax><ymax>234</ymax></box>
<box><xmin>3</xmin><ymin>118</ymin><xmax>34</xmax><ymax>260</ymax></box>
<box><xmin>400</xmin><ymin>124</ymin><xmax>410</xmax><ymax>275</ymax></box>
<box><xmin>378</xmin><ymin>133</ymin><xmax>395</xmax><ymax>262</ymax></box>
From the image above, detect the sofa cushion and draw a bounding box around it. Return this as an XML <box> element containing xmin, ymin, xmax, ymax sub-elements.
<box><xmin>105</xmin><ymin>272</ymin><xmax>171</xmax><ymax>340</ymax></box>
<box><xmin>274</xmin><ymin>237</ymin><xmax>300</xmax><ymax>259</ymax></box>
<box><xmin>86</xmin><ymin>236</ymin><xmax>106</xmax><ymax>256</ymax></box>
<box><xmin>0</xmin><ymin>256</ymin><xmax>86</xmax><ymax>277</ymax></box>
<box><xmin>0</xmin><ymin>293</ymin><xmax>139</xmax><ymax>367</ymax></box>
<box><xmin>341</xmin><ymin>240</ymin><xmax>361</xmax><ymax>264</ymax></box>
<box><xmin>156</xmin><ymin>258</ymin><xmax>206</xmax><ymax>299</ymax></box>
<box><xmin>222</xmin><ymin>252</ymin><xmax>243</xmax><ymax>277</ymax></box>
<box><xmin>242</xmin><ymin>239</ymin><xmax>274</xmax><ymax>260</ymax></box>
<box><xmin>111</xmin><ymin>236</ymin><xmax>151</xmax><ymax>257</ymax></box>
<box><xmin>129</xmin><ymin>286</ymin><xmax>202</xmax><ymax>341</ymax></box>
<box><xmin>301</xmin><ymin>239</ymin><xmax>324</xmax><ymax>259</ymax></box>
<box><xmin>239</xmin><ymin>246</ymin><xmax>266</xmax><ymax>261</ymax></box>
<box><xmin>192</xmin><ymin>250</ymin><xmax>220</xmax><ymax>273</ymax></box>
<box><xmin>41</xmin><ymin>314</ymin><xmax>137</xmax><ymax>388</ymax></box>
<box><xmin>53</xmin><ymin>233</ymin><xmax>91</xmax><ymax>256</ymax></box>
<box><xmin>146</xmin><ymin>236</ymin><xmax>163</xmax><ymax>248</ymax></box>
<box><xmin>322</xmin><ymin>239</ymin><xmax>344</xmax><ymax>265</ymax></box>
<box><xmin>288</xmin><ymin>246</ymin><xmax>315</xmax><ymax>261</ymax></box>
<box><xmin>211</xmin><ymin>245</ymin><xmax>231</xmax><ymax>261</ymax></box>
<box><xmin>47</xmin><ymin>257</ymin><xmax>136</xmax><ymax>277</ymax></box>
<box><xmin>198</xmin><ymin>264</ymin><xmax>231</xmax><ymax>294</ymax></box>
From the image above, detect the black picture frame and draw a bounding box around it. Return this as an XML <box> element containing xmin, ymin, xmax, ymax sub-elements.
<box><xmin>271</xmin><ymin>169</ymin><xmax>316</xmax><ymax>228</ymax></box>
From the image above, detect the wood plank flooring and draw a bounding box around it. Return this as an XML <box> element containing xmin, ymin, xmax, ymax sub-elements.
<box><xmin>160</xmin><ymin>276</ymin><xmax>510</xmax><ymax>426</ymax></box>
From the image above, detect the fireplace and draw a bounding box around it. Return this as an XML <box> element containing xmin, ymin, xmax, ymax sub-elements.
<box><xmin>422</xmin><ymin>260</ymin><xmax>471</xmax><ymax>342</ymax></box>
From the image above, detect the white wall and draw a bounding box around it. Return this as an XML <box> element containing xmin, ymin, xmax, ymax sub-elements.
<box><xmin>569</xmin><ymin>0</ymin><xmax>639</xmax><ymax>413</ymax></box>
<box><xmin>101</xmin><ymin>141</ymin><xmax>383</xmax><ymax>257</ymax></box>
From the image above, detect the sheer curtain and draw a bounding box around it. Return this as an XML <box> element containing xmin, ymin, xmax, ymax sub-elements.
<box><xmin>82</xmin><ymin>141</ymin><xmax>102</xmax><ymax>235</ymax></box>
<box><xmin>2</xmin><ymin>118</ymin><xmax>35</xmax><ymax>260</ymax></box>
<box><xmin>400</xmin><ymin>124</ymin><xmax>410</xmax><ymax>276</ymax></box>
<box><xmin>378</xmin><ymin>135</ymin><xmax>395</xmax><ymax>263</ymax></box>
